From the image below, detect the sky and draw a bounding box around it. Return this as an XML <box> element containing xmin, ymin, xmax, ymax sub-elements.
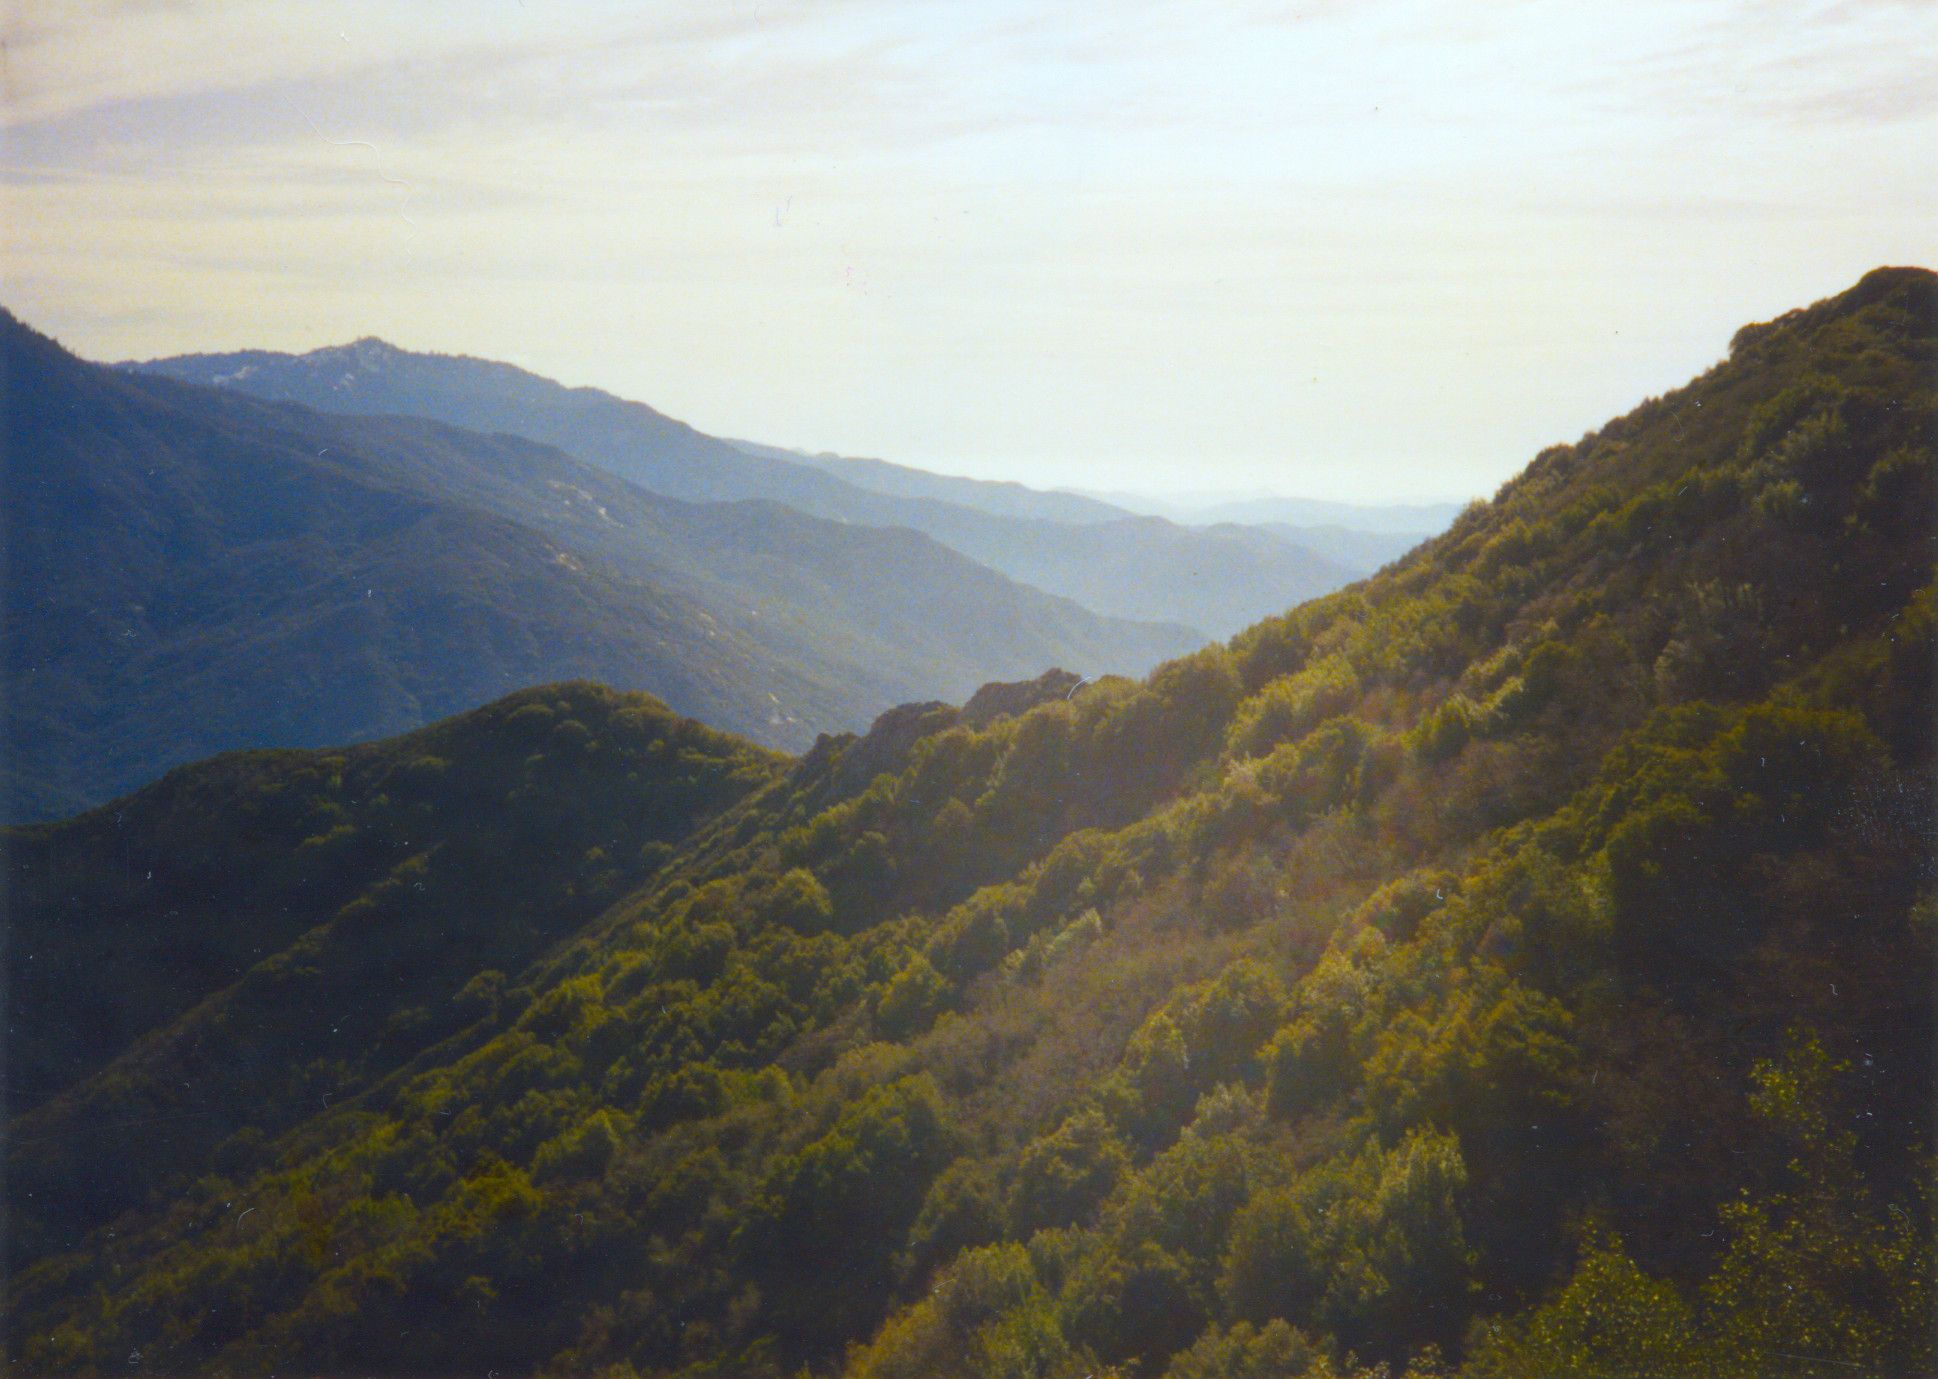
<box><xmin>4</xmin><ymin>1</ymin><xmax>1934</xmax><ymax>502</ymax></box>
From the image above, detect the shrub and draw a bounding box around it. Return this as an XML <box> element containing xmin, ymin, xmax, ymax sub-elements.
<box><xmin>1008</xmin><ymin>1108</ymin><xmax>1132</xmax><ymax>1235</ymax></box>
<box><xmin>1226</xmin><ymin>655</ymin><xmax>1360</xmax><ymax>760</ymax></box>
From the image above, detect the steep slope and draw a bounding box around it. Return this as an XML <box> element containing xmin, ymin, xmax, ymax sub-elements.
<box><xmin>11</xmin><ymin>268</ymin><xmax>1934</xmax><ymax>1379</ymax></box>
<box><xmin>131</xmin><ymin>342</ymin><xmax>1366</xmax><ymax>635</ymax></box>
<box><xmin>1</xmin><ymin>313</ymin><xmax>1193</xmax><ymax>819</ymax></box>
<box><xmin>3</xmin><ymin>684</ymin><xmax>784</xmax><ymax>1263</ymax></box>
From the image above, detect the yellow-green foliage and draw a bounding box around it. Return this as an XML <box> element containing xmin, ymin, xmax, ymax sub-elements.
<box><xmin>1226</xmin><ymin>654</ymin><xmax>1360</xmax><ymax>759</ymax></box>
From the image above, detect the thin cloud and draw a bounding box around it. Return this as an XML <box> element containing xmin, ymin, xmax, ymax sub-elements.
<box><xmin>4</xmin><ymin>1</ymin><xmax>1933</xmax><ymax>501</ymax></box>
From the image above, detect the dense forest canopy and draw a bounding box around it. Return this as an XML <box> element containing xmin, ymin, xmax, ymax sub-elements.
<box><xmin>5</xmin><ymin>267</ymin><xmax>1934</xmax><ymax>1378</ymax></box>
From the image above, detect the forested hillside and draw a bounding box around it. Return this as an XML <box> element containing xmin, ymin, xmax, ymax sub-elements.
<box><xmin>2</xmin><ymin>313</ymin><xmax>1191</xmax><ymax>820</ymax></box>
<box><xmin>1</xmin><ymin>687</ymin><xmax>795</xmax><ymax>1293</ymax></box>
<box><xmin>8</xmin><ymin>268</ymin><xmax>1933</xmax><ymax>1378</ymax></box>
<box><xmin>132</xmin><ymin>341</ymin><xmax>1370</xmax><ymax>636</ymax></box>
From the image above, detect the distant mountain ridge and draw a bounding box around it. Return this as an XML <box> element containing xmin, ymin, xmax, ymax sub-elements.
<box><xmin>728</xmin><ymin>437</ymin><xmax>1132</xmax><ymax>525</ymax></box>
<box><xmin>131</xmin><ymin>336</ymin><xmax>844</xmax><ymax>510</ymax></box>
<box><xmin>129</xmin><ymin>343</ymin><xmax>1376</xmax><ymax>636</ymax></box>
<box><xmin>3</xmin><ymin>312</ymin><xmax>1193</xmax><ymax>820</ymax></box>
<box><xmin>1069</xmin><ymin>486</ymin><xmax>1465</xmax><ymax>534</ymax></box>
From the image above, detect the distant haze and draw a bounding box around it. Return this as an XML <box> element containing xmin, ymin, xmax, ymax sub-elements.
<box><xmin>5</xmin><ymin>1</ymin><xmax>1934</xmax><ymax>502</ymax></box>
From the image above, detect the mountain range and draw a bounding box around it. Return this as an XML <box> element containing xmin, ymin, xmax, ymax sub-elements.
<box><xmin>1</xmin><ymin>314</ymin><xmax>1205</xmax><ymax>820</ymax></box>
<box><xmin>7</xmin><ymin>267</ymin><xmax>1931</xmax><ymax>1378</ymax></box>
<box><xmin>129</xmin><ymin>342</ymin><xmax>1397</xmax><ymax>636</ymax></box>
<box><xmin>1066</xmin><ymin>487</ymin><xmax>1465</xmax><ymax>535</ymax></box>
<box><xmin>729</xmin><ymin>442</ymin><xmax>1438</xmax><ymax>593</ymax></box>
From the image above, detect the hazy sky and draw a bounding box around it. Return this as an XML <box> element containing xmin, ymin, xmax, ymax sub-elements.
<box><xmin>5</xmin><ymin>1</ymin><xmax>1934</xmax><ymax>501</ymax></box>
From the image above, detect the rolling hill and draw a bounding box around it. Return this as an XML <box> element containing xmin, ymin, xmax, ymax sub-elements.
<box><xmin>3</xmin><ymin>683</ymin><xmax>783</xmax><ymax>1227</ymax></box>
<box><xmin>8</xmin><ymin>268</ymin><xmax>1934</xmax><ymax>1379</ymax></box>
<box><xmin>2</xmin><ymin>312</ymin><xmax>1194</xmax><ymax>821</ymax></box>
<box><xmin>130</xmin><ymin>341</ymin><xmax>1371</xmax><ymax>636</ymax></box>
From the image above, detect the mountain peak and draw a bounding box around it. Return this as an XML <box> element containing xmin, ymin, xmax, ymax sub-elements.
<box><xmin>1729</xmin><ymin>264</ymin><xmax>1936</xmax><ymax>359</ymax></box>
<box><xmin>315</xmin><ymin>335</ymin><xmax>407</xmax><ymax>368</ymax></box>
